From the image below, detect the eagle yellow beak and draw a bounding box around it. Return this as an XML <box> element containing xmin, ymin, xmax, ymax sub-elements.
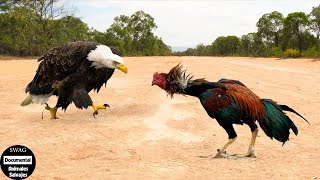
<box><xmin>117</xmin><ymin>64</ymin><xmax>128</xmax><ymax>74</ymax></box>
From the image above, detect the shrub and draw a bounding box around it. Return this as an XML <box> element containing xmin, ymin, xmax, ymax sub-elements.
<box><xmin>283</xmin><ymin>48</ymin><xmax>300</xmax><ymax>58</ymax></box>
<box><xmin>269</xmin><ymin>47</ymin><xmax>283</xmax><ymax>57</ymax></box>
<box><xmin>302</xmin><ymin>47</ymin><xmax>320</xmax><ymax>58</ymax></box>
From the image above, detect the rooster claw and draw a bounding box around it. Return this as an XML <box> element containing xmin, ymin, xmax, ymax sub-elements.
<box><xmin>212</xmin><ymin>149</ymin><xmax>227</xmax><ymax>158</ymax></box>
<box><xmin>245</xmin><ymin>153</ymin><xmax>256</xmax><ymax>158</ymax></box>
<box><xmin>103</xmin><ymin>104</ymin><xmax>110</xmax><ymax>108</ymax></box>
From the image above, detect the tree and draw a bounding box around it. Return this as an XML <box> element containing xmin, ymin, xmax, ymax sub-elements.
<box><xmin>310</xmin><ymin>5</ymin><xmax>320</xmax><ymax>49</ymax></box>
<box><xmin>241</xmin><ymin>33</ymin><xmax>256</xmax><ymax>56</ymax></box>
<box><xmin>0</xmin><ymin>6</ymin><xmax>40</xmax><ymax>55</ymax></box>
<box><xmin>310</xmin><ymin>5</ymin><xmax>320</xmax><ymax>39</ymax></box>
<box><xmin>154</xmin><ymin>37</ymin><xmax>171</xmax><ymax>56</ymax></box>
<box><xmin>0</xmin><ymin>0</ymin><xmax>12</xmax><ymax>12</ymax></box>
<box><xmin>195</xmin><ymin>43</ymin><xmax>207</xmax><ymax>56</ymax></box>
<box><xmin>283</xmin><ymin>12</ymin><xmax>310</xmax><ymax>53</ymax></box>
<box><xmin>106</xmin><ymin>10</ymin><xmax>170</xmax><ymax>56</ymax></box>
<box><xmin>0</xmin><ymin>0</ymin><xmax>26</xmax><ymax>13</ymax></box>
<box><xmin>185</xmin><ymin>48</ymin><xmax>196</xmax><ymax>56</ymax></box>
<box><xmin>257</xmin><ymin>11</ymin><xmax>284</xmax><ymax>47</ymax></box>
<box><xmin>0</xmin><ymin>0</ymin><xmax>86</xmax><ymax>55</ymax></box>
<box><xmin>176</xmin><ymin>7</ymin><xmax>320</xmax><ymax>58</ymax></box>
<box><xmin>241</xmin><ymin>33</ymin><xmax>269</xmax><ymax>57</ymax></box>
<box><xmin>48</xmin><ymin>16</ymin><xmax>89</xmax><ymax>46</ymax></box>
<box><xmin>130</xmin><ymin>10</ymin><xmax>157</xmax><ymax>54</ymax></box>
<box><xmin>212</xmin><ymin>36</ymin><xmax>240</xmax><ymax>56</ymax></box>
<box><xmin>106</xmin><ymin>14</ymin><xmax>132</xmax><ymax>54</ymax></box>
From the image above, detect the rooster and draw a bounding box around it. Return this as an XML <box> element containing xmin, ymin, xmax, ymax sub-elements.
<box><xmin>152</xmin><ymin>64</ymin><xmax>309</xmax><ymax>158</ymax></box>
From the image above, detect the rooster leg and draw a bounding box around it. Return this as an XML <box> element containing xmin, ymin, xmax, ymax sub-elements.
<box><xmin>92</xmin><ymin>103</ymin><xmax>110</xmax><ymax>118</ymax></box>
<box><xmin>214</xmin><ymin>125</ymin><xmax>237</xmax><ymax>158</ymax></box>
<box><xmin>246</xmin><ymin>127</ymin><xmax>258</xmax><ymax>158</ymax></box>
<box><xmin>214</xmin><ymin>137</ymin><xmax>237</xmax><ymax>158</ymax></box>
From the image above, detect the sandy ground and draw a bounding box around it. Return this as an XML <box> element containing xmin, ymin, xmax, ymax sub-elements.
<box><xmin>0</xmin><ymin>57</ymin><xmax>319</xmax><ymax>179</ymax></box>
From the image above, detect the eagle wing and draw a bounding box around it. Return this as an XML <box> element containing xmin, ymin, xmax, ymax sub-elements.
<box><xmin>26</xmin><ymin>41</ymin><xmax>98</xmax><ymax>95</ymax></box>
<box><xmin>87</xmin><ymin>67</ymin><xmax>115</xmax><ymax>93</ymax></box>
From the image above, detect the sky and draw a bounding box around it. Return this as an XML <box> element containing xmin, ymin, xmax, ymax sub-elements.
<box><xmin>69</xmin><ymin>0</ymin><xmax>319</xmax><ymax>48</ymax></box>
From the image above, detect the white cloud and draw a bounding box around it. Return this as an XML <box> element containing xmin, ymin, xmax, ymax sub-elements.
<box><xmin>71</xmin><ymin>0</ymin><xmax>319</xmax><ymax>47</ymax></box>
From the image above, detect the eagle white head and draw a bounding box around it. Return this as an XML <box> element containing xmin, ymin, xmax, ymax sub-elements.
<box><xmin>87</xmin><ymin>45</ymin><xmax>128</xmax><ymax>73</ymax></box>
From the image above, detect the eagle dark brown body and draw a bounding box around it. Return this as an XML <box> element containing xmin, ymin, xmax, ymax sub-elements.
<box><xmin>21</xmin><ymin>41</ymin><xmax>128</xmax><ymax>119</ymax></box>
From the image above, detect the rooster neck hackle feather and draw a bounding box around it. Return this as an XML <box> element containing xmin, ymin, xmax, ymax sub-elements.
<box><xmin>164</xmin><ymin>63</ymin><xmax>207</xmax><ymax>97</ymax></box>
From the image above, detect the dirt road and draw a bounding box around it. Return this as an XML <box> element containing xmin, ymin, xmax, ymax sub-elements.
<box><xmin>0</xmin><ymin>57</ymin><xmax>319</xmax><ymax>179</ymax></box>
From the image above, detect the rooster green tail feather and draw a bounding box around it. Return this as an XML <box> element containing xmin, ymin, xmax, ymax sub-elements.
<box><xmin>259</xmin><ymin>99</ymin><xmax>303</xmax><ymax>144</ymax></box>
<box><xmin>279</xmin><ymin>104</ymin><xmax>309</xmax><ymax>124</ymax></box>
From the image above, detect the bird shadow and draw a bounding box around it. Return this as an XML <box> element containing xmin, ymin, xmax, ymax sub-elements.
<box><xmin>197</xmin><ymin>153</ymin><xmax>256</xmax><ymax>160</ymax></box>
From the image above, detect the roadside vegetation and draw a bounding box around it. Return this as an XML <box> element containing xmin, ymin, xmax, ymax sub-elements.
<box><xmin>0</xmin><ymin>1</ymin><xmax>319</xmax><ymax>58</ymax></box>
<box><xmin>175</xmin><ymin>6</ymin><xmax>320</xmax><ymax>58</ymax></box>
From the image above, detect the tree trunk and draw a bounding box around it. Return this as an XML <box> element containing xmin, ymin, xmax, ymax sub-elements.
<box><xmin>298</xmin><ymin>34</ymin><xmax>302</xmax><ymax>55</ymax></box>
<box><xmin>274</xmin><ymin>32</ymin><xmax>279</xmax><ymax>47</ymax></box>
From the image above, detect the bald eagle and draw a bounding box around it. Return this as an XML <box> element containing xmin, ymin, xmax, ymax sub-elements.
<box><xmin>21</xmin><ymin>41</ymin><xmax>128</xmax><ymax>119</ymax></box>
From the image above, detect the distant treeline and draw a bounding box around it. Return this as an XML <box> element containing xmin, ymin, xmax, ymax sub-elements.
<box><xmin>1</xmin><ymin>1</ymin><xmax>319</xmax><ymax>58</ymax></box>
<box><xmin>0</xmin><ymin>0</ymin><xmax>171</xmax><ymax>56</ymax></box>
<box><xmin>174</xmin><ymin>5</ymin><xmax>320</xmax><ymax>58</ymax></box>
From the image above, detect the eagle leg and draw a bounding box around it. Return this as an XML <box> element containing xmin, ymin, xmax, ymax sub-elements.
<box><xmin>92</xmin><ymin>103</ymin><xmax>110</xmax><ymax>118</ymax></box>
<box><xmin>44</xmin><ymin>103</ymin><xmax>59</xmax><ymax>119</ymax></box>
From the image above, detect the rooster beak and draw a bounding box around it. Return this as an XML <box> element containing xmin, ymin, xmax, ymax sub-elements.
<box><xmin>151</xmin><ymin>80</ymin><xmax>155</xmax><ymax>86</ymax></box>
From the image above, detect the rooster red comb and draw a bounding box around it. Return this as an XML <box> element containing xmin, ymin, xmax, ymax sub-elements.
<box><xmin>153</xmin><ymin>63</ymin><xmax>207</xmax><ymax>97</ymax></box>
<box><xmin>153</xmin><ymin>72</ymin><xmax>159</xmax><ymax>77</ymax></box>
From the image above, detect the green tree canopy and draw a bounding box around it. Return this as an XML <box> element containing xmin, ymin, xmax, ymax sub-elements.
<box><xmin>257</xmin><ymin>11</ymin><xmax>284</xmax><ymax>47</ymax></box>
<box><xmin>241</xmin><ymin>33</ymin><xmax>268</xmax><ymax>56</ymax></box>
<box><xmin>0</xmin><ymin>2</ymin><xmax>171</xmax><ymax>56</ymax></box>
<box><xmin>310</xmin><ymin>5</ymin><xmax>320</xmax><ymax>50</ymax></box>
<box><xmin>105</xmin><ymin>10</ymin><xmax>170</xmax><ymax>56</ymax></box>
<box><xmin>283</xmin><ymin>12</ymin><xmax>310</xmax><ymax>53</ymax></box>
<box><xmin>174</xmin><ymin>5</ymin><xmax>320</xmax><ymax>58</ymax></box>
<box><xmin>212</xmin><ymin>36</ymin><xmax>240</xmax><ymax>56</ymax></box>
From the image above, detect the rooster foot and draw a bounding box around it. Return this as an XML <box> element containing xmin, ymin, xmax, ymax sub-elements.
<box><xmin>229</xmin><ymin>153</ymin><xmax>256</xmax><ymax>159</ymax></box>
<box><xmin>212</xmin><ymin>149</ymin><xmax>228</xmax><ymax>158</ymax></box>
<box><xmin>244</xmin><ymin>152</ymin><xmax>256</xmax><ymax>158</ymax></box>
<box><xmin>244</xmin><ymin>147</ymin><xmax>256</xmax><ymax>158</ymax></box>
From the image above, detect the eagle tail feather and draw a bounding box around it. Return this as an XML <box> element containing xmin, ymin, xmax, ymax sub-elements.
<box><xmin>21</xmin><ymin>93</ymin><xmax>52</xmax><ymax>106</ymax></box>
<box><xmin>21</xmin><ymin>94</ymin><xmax>33</xmax><ymax>106</ymax></box>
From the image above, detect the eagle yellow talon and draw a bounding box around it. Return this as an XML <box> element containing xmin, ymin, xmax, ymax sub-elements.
<box><xmin>44</xmin><ymin>104</ymin><xmax>58</xmax><ymax>119</ymax></box>
<box><xmin>92</xmin><ymin>103</ymin><xmax>110</xmax><ymax>118</ymax></box>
